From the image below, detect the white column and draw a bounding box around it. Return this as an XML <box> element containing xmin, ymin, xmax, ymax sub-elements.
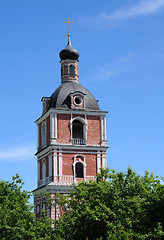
<box><xmin>85</xmin><ymin>114</ymin><xmax>87</xmax><ymax>140</ymax></box>
<box><xmin>101</xmin><ymin>116</ymin><xmax>104</xmax><ymax>141</ymax></box>
<box><xmin>37</xmin><ymin>161</ymin><xmax>40</xmax><ymax>182</ymax></box>
<box><xmin>50</xmin><ymin>113</ymin><xmax>55</xmax><ymax>139</ymax></box>
<box><xmin>102</xmin><ymin>153</ymin><xmax>106</xmax><ymax>169</ymax></box>
<box><xmin>73</xmin><ymin>157</ymin><xmax>76</xmax><ymax>181</ymax></box>
<box><xmin>54</xmin><ymin>113</ymin><xmax>57</xmax><ymax>140</ymax></box>
<box><xmin>84</xmin><ymin>163</ymin><xmax>86</xmax><ymax>181</ymax></box>
<box><xmin>103</xmin><ymin>116</ymin><xmax>107</xmax><ymax>141</ymax></box>
<box><xmin>37</xmin><ymin>124</ymin><xmax>39</xmax><ymax>149</ymax></box>
<box><xmin>58</xmin><ymin>152</ymin><xmax>62</xmax><ymax>176</ymax></box>
<box><xmin>53</xmin><ymin>151</ymin><xmax>57</xmax><ymax>177</ymax></box>
<box><xmin>97</xmin><ymin>152</ymin><xmax>101</xmax><ymax>173</ymax></box>
<box><xmin>49</xmin><ymin>155</ymin><xmax>52</xmax><ymax>177</ymax></box>
<box><xmin>42</xmin><ymin>160</ymin><xmax>46</xmax><ymax>184</ymax></box>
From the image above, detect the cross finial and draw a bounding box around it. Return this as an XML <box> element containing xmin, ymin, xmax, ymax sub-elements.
<box><xmin>64</xmin><ymin>17</ymin><xmax>74</xmax><ymax>43</ymax></box>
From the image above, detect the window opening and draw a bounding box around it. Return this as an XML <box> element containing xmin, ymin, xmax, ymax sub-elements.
<box><xmin>70</xmin><ymin>64</ymin><xmax>75</xmax><ymax>75</ymax></box>
<box><xmin>72</xmin><ymin>120</ymin><xmax>83</xmax><ymax>139</ymax></box>
<box><xmin>74</xmin><ymin>96</ymin><xmax>82</xmax><ymax>105</ymax></box>
<box><xmin>61</xmin><ymin>66</ymin><xmax>63</xmax><ymax>76</ymax></box>
<box><xmin>75</xmin><ymin>162</ymin><xmax>83</xmax><ymax>178</ymax></box>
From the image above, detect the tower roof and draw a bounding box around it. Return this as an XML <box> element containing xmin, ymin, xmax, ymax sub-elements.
<box><xmin>50</xmin><ymin>81</ymin><xmax>100</xmax><ymax>110</ymax></box>
<box><xmin>59</xmin><ymin>35</ymin><xmax>79</xmax><ymax>61</ymax></box>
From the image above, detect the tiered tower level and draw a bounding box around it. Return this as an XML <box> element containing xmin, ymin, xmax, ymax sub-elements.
<box><xmin>33</xmin><ymin>34</ymin><xmax>108</xmax><ymax>220</ymax></box>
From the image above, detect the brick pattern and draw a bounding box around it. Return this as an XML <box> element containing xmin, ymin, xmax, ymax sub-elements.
<box><xmin>87</xmin><ymin>115</ymin><xmax>101</xmax><ymax>145</ymax></box>
<box><xmin>34</xmin><ymin>48</ymin><xmax>108</xmax><ymax>223</ymax></box>
<box><xmin>61</xmin><ymin>61</ymin><xmax>79</xmax><ymax>83</ymax></box>
<box><xmin>57</xmin><ymin>114</ymin><xmax>71</xmax><ymax>143</ymax></box>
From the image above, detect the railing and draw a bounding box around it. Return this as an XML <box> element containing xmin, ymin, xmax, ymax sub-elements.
<box><xmin>72</xmin><ymin>138</ymin><xmax>86</xmax><ymax>145</ymax></box>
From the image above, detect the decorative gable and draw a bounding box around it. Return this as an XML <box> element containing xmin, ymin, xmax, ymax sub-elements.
<box><xmin>70</xmin><ymin>91</ymin><xmax>86</xmax><ymax>109</ymax></box>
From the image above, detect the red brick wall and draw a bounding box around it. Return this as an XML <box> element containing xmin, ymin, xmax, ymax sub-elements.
<box><xmin>62</xmin><ymin>152</ymin><xmax>97</xmax><ymax>176</ymax></box>
<box><xmin>87</xmin><ymin>115</ymin><xmax>101</xmax><ymax>145</ymax></box>
<box><xmin>62</xmin><ymin>153</ymin><xmax>74</xmax><ymax>175</ymax></box>
<box><xmin>57</xmin><ymin>114</ymin><xmax>71</xmax><ymax>143</ymax></box>
<box><xmin>86</xmin><ymin>154</ymin><xmax>97</xmax><ymax>176</ymax></box>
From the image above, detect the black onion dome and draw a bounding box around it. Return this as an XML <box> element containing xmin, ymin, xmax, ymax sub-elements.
<box><xmin>59</xmin><ymin>37</ymin><xmax>79</xmax><ymax>61</ymax></box>
<box><xmin>50</xmin><ymin>82</ymin><xmax>100</xmax><ymax>111</ymax></box>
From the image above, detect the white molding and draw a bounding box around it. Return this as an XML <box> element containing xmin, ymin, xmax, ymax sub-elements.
<box><xmin>41</xmin><ymin>121</ymin><xmax>47</xmax><ymax>148</ymax></box>
<box><xmin>37</xmin><ymin>161</ymin><xmax>40</xmax><ymax>182</ymax></box>
<box><xmin>104</xmin><ymin>116</ymin><xmax>107</xmax><ymax>141</ymax></box>
<box><xmin>50</xmin><ymin>113</ymin><xmax>54</xmax><ymax>139</ymax></box>
<box><xmin>70</xmin><ymin>116</ymin><xmax>88</xmax><ymax>141</ymax></box>
<box><xmin>36</xmin><ymin>145</ymin><xmax>108</xmax><ymax>159</ymax></box>
<box><xmin>58</xmin><ymin>152</ymin><xmax>62</xmax><ymax>176</ymax></box>
<box><xmin>54</xmin><ymin>113</ymin><xmax>57</xmax><ymax>139</ymax></box>
<box><xmin>37</xmin><ymin>125</ymin><xmax>39</xmax><ymax>148</ymax></box>
<box><xmin>42</xmin><ymin>159</ymin><xmax>46</xmax><ymax>184</ymax></box>
<box><xmin>53</xmin><ymin>151</ymin><xmax>57</xmax><ymax>176</ymax></box>
<box><xmin>102</xmin><ymin>153</ymin><xmax>106</xmax><ymax>169</ymax></box>
<box><xmin>33</xmin><ymin>184</ymin><xmax>73</xmax><ymax>195</ymax></box>
<box><xmin>101</xmin><ymin>116</ymin><xmax>104</xmax><ymax>141</ymax></box>
<box><xmin>49</xmin><ymin>155</ymin><xmax>52</xmax><ymax>177</ymax></box>
<box><xmin>35</xmin><ymin>109</ymin><xmax>108</xmax><ymax>125</ymax></box>
<box><xmin>73</xmin><ymin>155</ymin><xmax>86</xmax><ymax>181</ymax></box>
<box><xmin>97</xmin><ymin>152</ymin><xmax>101</xmax><ymax>173</ymax></box>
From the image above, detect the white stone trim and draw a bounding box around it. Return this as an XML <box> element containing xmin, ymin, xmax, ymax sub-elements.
<box><xmin>37</xmin><ymin>124</ymin><xmax>39</xmax><ymax>149</ymax></box>
<box><xmin>35</xmin><ymin>109</ymin><xmax>107</xmax><ymax>124</ymax></box>
<box><xmin>58</xmin><ymin>152</ymin><xmax>62</xmax><ymax>176</ymax></box>
<box><xmin>37</xmin><ymin>161</ymin><xmax>40</xmax><ymax>182</ymax></box>
<box><xmin>54</xmin><ymin>113</ymin><xmax>57</xmax><ymax>140</ymax></box>
<box><xmin>73</xmin><ymin>155</ymin><xmax>86</xmax><ymax>181</ymax></box>
<box><xmin>41</xmin><ymin>121</ymin><xmax>47</xmax><ymax>148</ymax></box>
<box><xmin>102</xmin><ymin>153</ymin><xmax>106</xmax><ymax>169</ymax></box>
<box><xmin>36</xmin><ymin>145</ymin><xmax>108</xmax><ymax>159</ymax></box>
<box><xmin>42</xmin><ymin>158</ymin><xmax>46</xmax><ymax>184</ymax></box>
<box><xmin>97</xmin><ymin>152</ymin><xmax>101</xmax><ymax>173</ymax></box>
<box><xmin>101</xmin><ymin>116</ymin><xmax>104</xmax><ymax>141</ymax></box>
<box><xmin>50</xmin><ymin>113</ymin><xmax>54</xmax><ymax>139</ymax></box>
<box><xmin>49</xmin><ymin>155</ymin><xmax>52</xmax><ymax>177</ymax></box>
<box><xmin>33</xmin><ymin>184</ymin><xmax>73</xmax><ymax>195</ymax></box>
<box><xmin>104</xmin><ymin>116</ymin><xmax>107</xmax><ymax>141</ymax></box>
<box><xmin>70</xmin><ymin>116</ymin><xmax>87</xmax><ymax>141</ymax></box>
<box><xmin>70</xmin><ymin>113</ymin><xmax>73</xmax><ymax>139</ymax></box>
<box><xmin>53</xmin><ymin>151</ymin><xmax>57</xmax><ymax>176</ymax></box>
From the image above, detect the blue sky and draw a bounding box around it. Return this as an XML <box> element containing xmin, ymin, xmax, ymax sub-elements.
<box><xmin>0</xmin><ymin>0</ymin><xmax>164</xmax><ymax>194</ymax></box>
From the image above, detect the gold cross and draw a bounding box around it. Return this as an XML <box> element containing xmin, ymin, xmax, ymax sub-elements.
<box><xmin>64</xmin><ymin>17</ymin><xmax>74</xmax><ymax>35</ymax></box>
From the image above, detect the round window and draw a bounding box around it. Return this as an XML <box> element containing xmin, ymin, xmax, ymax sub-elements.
<box><xmin>74</xmin><ymin>96</ymin><xmax>82</xmax><ymax>105</ymax></box>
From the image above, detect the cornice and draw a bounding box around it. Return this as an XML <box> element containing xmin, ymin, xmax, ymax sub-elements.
<box><xmin>36</xmin><ymin>144</ymin><xmax>109</xmax><ymax>158</ymax></box>
<box><xmin>35</xmin><ymin>108</ymin><xmax>108</xmax><ymax>125</ymax></box>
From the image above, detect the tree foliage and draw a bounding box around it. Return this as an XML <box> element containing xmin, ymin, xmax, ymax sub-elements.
<box><xmin>1</xmin><ymin>169</ymin><xmax>164</xmax><ymax>240</ymax></box>
<box><xmin>0</xmin><ymin>174</ymin><xmax>53</xmax><ymax>240</ymax></box>
<box><xmin>54</xmin><ymin>168</ymin><xmax>164</xmax><ymax>240</ymax></box>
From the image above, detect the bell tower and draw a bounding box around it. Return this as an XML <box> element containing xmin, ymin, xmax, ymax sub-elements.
<box><xmin>33</xmin><ymin>25</ymin><xmax>108</xmax><ymax>220</ymax></box>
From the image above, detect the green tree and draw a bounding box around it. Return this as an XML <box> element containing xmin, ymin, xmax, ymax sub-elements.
<box><xmin>54</xmin><ymin>168</ymin><xmax>164</xmax><ymax>240</ymax></box>
<box><xmin>0</xmin><ymin>174</ymin><xmax>53</xmax><ymax>240</ymax></box>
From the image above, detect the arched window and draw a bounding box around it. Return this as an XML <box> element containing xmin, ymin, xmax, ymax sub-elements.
<box><xmin>72</xmin><ymin>120</ymin><xmax>83</xmax><ymax>139</ymax></box>
<box><xmin>70</xmin><ymin>64</ymin><xmax>75</xmax><ymax>75</ymax></box>
<box><xmin>41</xmin><ymin>122</ymin><xmax>47</xmax><ymax>148</ymax></box>
<box><xmin>75</xmin><ymin>162</ymin><xmax>84</xmax><ymax>178</ymax></box>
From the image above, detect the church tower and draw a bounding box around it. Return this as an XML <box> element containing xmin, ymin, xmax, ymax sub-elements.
<box><xmin>33</xmin><ymin>30</ymin><xmax>108</xmax><ymax>220</ymax></box>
